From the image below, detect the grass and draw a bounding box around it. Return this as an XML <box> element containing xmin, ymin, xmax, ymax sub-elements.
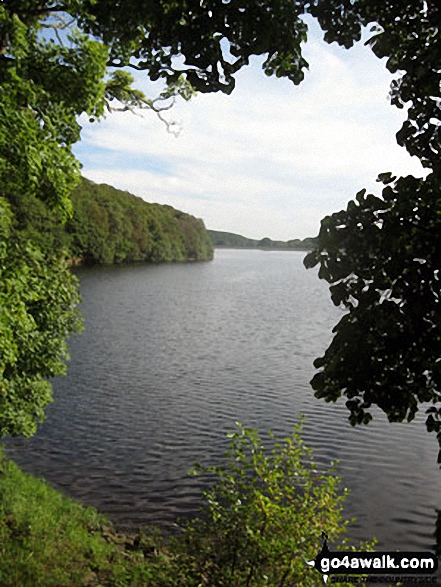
<box><xmin>0</xmin><ymin>447</ymin><xmax>170</xmax><ymax>586</ymax></box>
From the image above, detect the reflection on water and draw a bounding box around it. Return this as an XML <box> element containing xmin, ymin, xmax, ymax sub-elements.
<box><xmin>6</xmin><ymin>250</ymin><xmax>440</xmax><ymax>552</ymax></box>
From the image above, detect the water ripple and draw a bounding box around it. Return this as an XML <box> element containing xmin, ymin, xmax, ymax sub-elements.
<box><xmin>5</xmin><ymin>250</ymin><xmax>440</xmax><ymax>551</ymax></box>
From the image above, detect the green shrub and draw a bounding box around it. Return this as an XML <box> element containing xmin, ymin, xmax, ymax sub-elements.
<box><xmin>167</xmin><ymin>422</ymin><xmax>364</xmax><ymax>586</ymax></box>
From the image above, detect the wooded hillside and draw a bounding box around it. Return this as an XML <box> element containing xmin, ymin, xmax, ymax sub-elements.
<box><xmin>9</xmin><ymin>178</ymin><xmax>214</xmax><ymax>265</ymax></box>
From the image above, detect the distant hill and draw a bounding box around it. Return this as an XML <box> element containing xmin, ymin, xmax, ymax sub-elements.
<box><xmin>208</xmin><ymin>230</ymin><xmax>317</xmax><ymax>251</ymax></box>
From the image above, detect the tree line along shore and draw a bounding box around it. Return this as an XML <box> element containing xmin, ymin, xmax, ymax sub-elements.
<box><xmin>9</xmin><ymin>177</ymin><xmax>214</xmax><ymax>266</ymax></box>
<box><xmin>9</xmin><ymin>176</ymin><xmax>314</xmax><ymax>266</ymax></box>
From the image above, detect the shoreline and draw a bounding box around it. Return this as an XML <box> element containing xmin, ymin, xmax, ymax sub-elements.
<box><xmin>213</xmin><ymin>245</ymin><xmax>312</xmax><ymax>252</ymax></box>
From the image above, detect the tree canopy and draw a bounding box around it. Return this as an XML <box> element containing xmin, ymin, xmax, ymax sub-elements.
<box><xmin>1</xmin><ymin>0</ymin><xmax>441</xmax><ymax>454</ymax></box>
<box><xmin>80</xmin><ymin>0</ymin><xmax>309</xmax><ymax>92</ymax></box>
<box><xmin>304</xmin><ymin>1</ymin><xmax>441</xmax><ymax>462</ymax></box>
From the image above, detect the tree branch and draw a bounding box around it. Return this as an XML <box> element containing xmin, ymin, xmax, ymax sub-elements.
<box><xmin>105</xmin><ymin>98</ymin><xmax>182</xmax><ymax>137</ymax></box>
<box><xmin>40</xmin><ymin>17</ymin><xmax>76</xmax><ymax>30</ymax></box>
<box><xmin>107</xmin><ymin>61</ymin><xmax>143</xmax><ymax>70</ymax></box>
<box><xmin>28</xmin><ymin>5</ymin><xmax>68</xmax><ymax>15</ymax></box>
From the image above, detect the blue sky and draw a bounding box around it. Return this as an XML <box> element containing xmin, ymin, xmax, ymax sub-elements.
<box><xmin>73</xmin><ymin>19</ymin><xmax>424</xmax><ymax>241</ymax></box>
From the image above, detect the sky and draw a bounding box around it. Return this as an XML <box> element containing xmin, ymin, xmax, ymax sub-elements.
<box><xmin>73</xmin><ymin>19</ymin><xmax>425</xmax><ymax>241</ymax></box>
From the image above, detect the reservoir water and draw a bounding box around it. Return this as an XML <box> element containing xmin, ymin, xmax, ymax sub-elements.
<box><xmin>6</xmin><ymin>249</ymin><xmax>440</xmax><ymax>553</ymax></box>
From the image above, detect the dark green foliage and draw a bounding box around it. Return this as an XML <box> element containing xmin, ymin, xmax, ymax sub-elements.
<box><xmin>305</xmin><ymin>174</ymin><xmax>441</xmax><ymax>460</ymax></box>
<box><xmin>310</xmin><ymin>0</ymin><xmax>441</xmax><ymax>170</ymax></box>
<box><xmin>209</xmin><ymin>230</ymin><xmax>260</xmax><ymax>248</ymax></box>
<box><xmin>305</xmin><ymin>173</ymin><xmax>441</xmax><ymax>459</ymax></box>
<box><xmin>81</xmin><ymin>0</ymin><xmax>309</xmax><ymax>94</ymax></box>
<box><xmin>5</xmin><ymin>190</ymin><xmax>72</xmax><ymax>255</ymax></box>
<box><xmin>304</xmin><ymin>1</ymin><xmax>441</xmax><ymax>463</ymax></box>
<box><xmin>209</xmin><ymin>230</ymin><xmax>317</xmax><ymax>250</ymax></box>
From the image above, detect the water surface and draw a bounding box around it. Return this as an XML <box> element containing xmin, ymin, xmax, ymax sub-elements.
<box><xmin>6</xmin><ymin>249</ymin><xmax>440</xmax><ymax>552</ymax></box>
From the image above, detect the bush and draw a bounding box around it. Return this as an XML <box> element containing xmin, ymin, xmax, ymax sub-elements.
<box><xmin>167</xmin><ymin>422</ymin><xmax>360</xmax><ymax>587</ymax></box>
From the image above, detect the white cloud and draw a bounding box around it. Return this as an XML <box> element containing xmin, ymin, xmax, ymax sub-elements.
<box><xmin>74</xmin><ymin>23</ymin><xmax>425</xmax><ymax>241</ymax></box>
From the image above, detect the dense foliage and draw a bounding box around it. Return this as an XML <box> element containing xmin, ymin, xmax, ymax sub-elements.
<box><xmin>10</xmin><ymin>177</ymin><xmax>214</xmax><ymax>265</ymax></box>
<box><xmin>80</xmin><ymin>0</ymin><xmax>309</xmax><ymax>94</ymax></box>
<box><xmin>304</xmin><ymin>1</ymin><xmax>441</xmax><ymax>462</ymax></box>
<box><xmin>305</xmin><ymin>175</ymin><xmax>441</xmax><ymax>429</ymax></box>
<box><xmin>209</xmin><ymin>230</ymin><xmax>317</xmax><ymax>250</ymax></box>
<box><xmin>68</xmin><ymin>179</ymin><xmax>214</xmax><ymax>264</ymax></box>
<box><xmin>0</xmin><ymin>426</ymin><xmax>366</xmax><ymax>586</ymax></box>
<box><xmin>0</xmin><ymin>198</ymin><xmax>82</xmax><ymax>438</ymax></box>
<box><xmin>0</xmin><ymin>2</ymin><xmax>108</xmax><ymax>436</ymax></box>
